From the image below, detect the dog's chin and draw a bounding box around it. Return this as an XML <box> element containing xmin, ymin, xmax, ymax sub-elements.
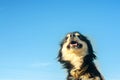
<box><xmin>67</xmin><ymin>41</ymin><xmax>83</xmax><ymax>49</ymax></box>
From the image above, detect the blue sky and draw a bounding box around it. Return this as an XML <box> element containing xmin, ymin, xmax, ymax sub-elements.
<box><xmin>0</xmin><ymin>0</ymin><xmax>120</xmax><ymax>80</ymax></box>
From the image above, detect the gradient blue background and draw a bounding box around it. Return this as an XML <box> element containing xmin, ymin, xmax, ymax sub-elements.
<box><xmin>0</xmin><ymin>0</ymin><xmax>120</xmax><ymax>80</ymax></box>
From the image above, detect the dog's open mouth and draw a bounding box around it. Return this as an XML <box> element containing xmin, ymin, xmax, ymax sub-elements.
<box><xmin>67</xmin><ymin>41</ymin><xmax>83</xmax><ymax>49</ymax></box>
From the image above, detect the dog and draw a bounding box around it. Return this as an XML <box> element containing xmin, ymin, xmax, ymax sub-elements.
<box><xmin>57</xmin><ymin>31</ymin><xmax>103</xmax><ymax>80</ymax></box>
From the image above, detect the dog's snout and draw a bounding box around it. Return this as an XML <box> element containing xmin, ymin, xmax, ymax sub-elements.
<box><xmin>70</xmin><ymin>34</ymin><xmax>75</xmax><ymax>38</ymax></box>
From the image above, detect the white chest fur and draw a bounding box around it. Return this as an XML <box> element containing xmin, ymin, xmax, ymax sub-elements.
<box><xmin>62</xmin><ymin>52</ymin><xmax>84</xmax><ymax>69</ymax></box>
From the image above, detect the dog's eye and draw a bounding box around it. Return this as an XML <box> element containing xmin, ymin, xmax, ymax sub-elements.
<box><xmin>77</xmin><ymin>35</ymin><xmax>80</xmax><ymax>38</ymax></box>
<box><xmin>65</xmin><ymin>37</ymin><xmax>68</xmax><ymax>40</ymax></box>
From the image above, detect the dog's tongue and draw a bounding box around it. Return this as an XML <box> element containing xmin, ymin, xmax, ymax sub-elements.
<box><xmin>70</xmin><ymin>43</ymin><xmax>77</xmax><ymax>47</ymax></box>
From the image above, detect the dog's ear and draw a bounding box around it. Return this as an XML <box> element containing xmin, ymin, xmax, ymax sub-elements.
<box><xmin>79</xmin><ymin>34</ymin><xmax>96</xmax><ymax>61</ymax></box>
<box><xmin>57</xmin><ymin>37</ymin><xmax>64</xmax><ymax>62</ymax></box>
<box><xmin>83</xmin><ymin>38</ymin><xmax>96</xmax><ymax>67</ymax></box>
<box><xmin>86</xmin><ymin>38</ymin><xmax>96</xmax><ymax>59</ymax></box>
<box><xmin>57</xmin><ymin>48</ymin><xmax>62</xmax><ymax>62</ymax></box>
<box><xmin>57</xmin><ymin>33</ymin><xmax>69</xmax><ymax>62</ymax></box>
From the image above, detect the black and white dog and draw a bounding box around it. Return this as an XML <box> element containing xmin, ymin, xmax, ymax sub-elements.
<box><xmin>57</xmin><ymin>31</ymin><xmax>103</xmax><ymax>80</ymax></box>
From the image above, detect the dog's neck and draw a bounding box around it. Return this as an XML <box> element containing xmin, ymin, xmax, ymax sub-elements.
<box><xmin>62</xmin><ymin>51</ymin><xmax>87</xmax><ymax>70</ymax></box>
<box><xmin>67</xmin><ymin>54</ymin><xmax>88</xmax><ymax>80</ymax></box>
<box><xmin>71</xmin><ymin>55</ymin><xmax>84</xmax><ymax>69</ymax></box>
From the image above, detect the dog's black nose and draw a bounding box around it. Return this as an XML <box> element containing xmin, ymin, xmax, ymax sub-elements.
<box><xmin>70</xmin><ymin>33</ymin><xmax>75</xmax><ymax>38</ymax></box>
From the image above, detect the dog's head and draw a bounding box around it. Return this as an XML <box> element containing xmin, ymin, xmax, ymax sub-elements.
<box><xmin>58</xmin><ymin>31</ymin><xmax>96</xmax><ymax>63</ymax></box>
<box><xmin>57</xmin><ymin>31</ymin><xmax>103</xmax><ymax>80</ymax></box>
